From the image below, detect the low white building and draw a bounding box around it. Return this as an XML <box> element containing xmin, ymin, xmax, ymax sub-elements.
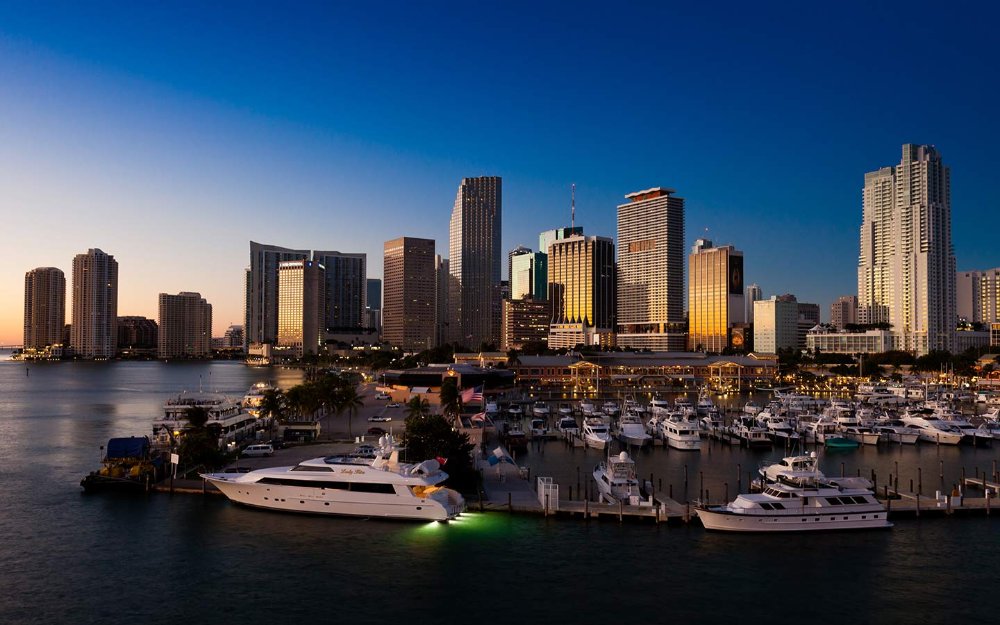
<box><xmin>806</xmin><ymin>326</ymin><xmax>899</xmax><ymax>354</ymax></box>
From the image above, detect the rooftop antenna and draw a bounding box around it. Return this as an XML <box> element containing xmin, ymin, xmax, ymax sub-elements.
<box><xmin>571</xmin><ymin>183</ymin><xmax>576</xmax><ymax>230</ymax></box>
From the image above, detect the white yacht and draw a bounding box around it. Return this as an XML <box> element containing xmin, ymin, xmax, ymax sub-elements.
<box><xmin>602</xmin><ymin>401</ymin><xmax>620</xmax><ymax>417</ymax></box>
<box><xmin>579</xmin><ymin>399</ymin><xmax>596</xmax><ymax>416</ymax></box>
<box><xmin>153</xmin><ymin>392</ymin><xmax>260</xmax><ymax>450</ymax></box>
<box><xmin>202</xmin><ymin>436</ymin><xmax>464</xmax><ymax>522</ymax></box>
<box><xmin>871</xmin><ymin>420</ymin><xmax>920</xmax><ymax>445</ymax></box>
<box><xmin>649</xmin><ymin>396</ymin><xmax>671</xmax><ymax>415</ymax></box>
<box><xmin>697</xmin><ymin>477</ymin><xmax>891</xmax><ymax>533</ymax></box>
<box><xmin>730</xmin><ymin>416</ymin><xmax>772</xmax><ymax>448</ymax></box>
<box><xmin>841</xmin><ymin>426</ymin><xmax>881</xmax><ymax>446</ymax></box>
<box><xmin>556</xmin><ymin>415</ymin><xmax>580</xmax><ymax>436</ymax></box>
<box><xmin>582</xmin><ymin>417</ymin><xmax>612</xmax><ymax>449</ymax></box>
<box><xmin>593</xmin><ymin>451</ymin><xmax>641</xmax><ymax>503</ymax></box>
<box><xmin>616</xmin><ymin>413</ymin><xmax>652</xmax><ymax>447</ymax></box>
<box><xmin>695</xmin><ymin>389</ymin><xmax>718</xmax><ymax>417</ymax></box>
<box><xmin>743</xmin><ymin>401</ymin><xmax>763</xmax><ymax>416</ymax></box>
<box><xmin>900</xmin><ymin>410</ymin><xmax>965</xmax><ymax>445</ymax></box>
<box><xmin>756</xmin><ymin>410</ymin><xmax>799</xmax><ymax>443</ymax></box>
<box><xmin>532</xmin><ymin>401</ymin><xmax>550</xmax><ymax>417</ymax></box>
<box><xmin>760</xmin><ymin>453</ymin><xmax>822</xmax><ymax>487</ymax></box>
<box><xmin>557</xmin><ymin>403</ymin><xmax>574</xmax><ymax>416</ymax></box>
<box><xmin>660</xmin><ymin>415</ymin><xmax>702</xmax><ymax>451</ymax></box>
<box><xmin>485</xmin><ymin>401</ymin><xmax>499</xmax><ymax>416</ymax></box>
<box><xmin>506</xmin><ymin>403</ymin><xmax>523</xmax><ymax>417</ymax></box>
<box><xmin>529</xmin><ymin>418</ymin><xmax>553</xmax><ymax>439</ymax></box>
<box><xmin>242</xmin><ymin>382</ymin><xmax>275</xmax><ymax>416</ymax></box>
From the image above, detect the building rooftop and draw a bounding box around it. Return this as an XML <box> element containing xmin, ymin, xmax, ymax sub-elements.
<box><xmin>624</xmin><ymin>187</ymin><xmax>677</xmax><ymax>202</ymax></box>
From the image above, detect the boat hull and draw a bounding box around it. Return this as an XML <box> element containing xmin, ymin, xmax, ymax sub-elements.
<box><xmin>205</xmin><ymin>477</ymin><xmax>464</xmax><ymax>522</ymax></box>
<box><xmin>665</xmin><ymin>436</ymin><xmax>702</xmax><ymax>451</ymax></box>
<box><xmin>696</xmin><ymin>507</ymin><xmax>892</xmax><ymax>532</ymax></box>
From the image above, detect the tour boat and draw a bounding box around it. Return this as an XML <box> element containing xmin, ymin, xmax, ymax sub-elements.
<box><xmin>697</xmin><ymin>475</ymin><xmax>891</xmax><ymax>533</ymax></box>
<box><xmin>153</xmin><ymin>392</ymin><xmax>260</xmax><ymax>450</ymax></box>
<box><xmin>202</xmin><ymin>436</ymin><xmax>465</xmax><ymax>522</ymax></box>
<box><xmin>583</xmin><ymin>417</ymin><xmax>612</xmax><ymax>450</ymax></box>
<box><xmin>593</xmin><ymin>451</ymin><xmax>641</xmax><ymax>503</ymax></box>
<box><xmin>616</xmin><ymin>412</ymin><xmax>652</xmax><ymax>447</ymax></box>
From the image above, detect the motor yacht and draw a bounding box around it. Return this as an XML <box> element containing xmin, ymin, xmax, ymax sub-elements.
<box><xmin>203</xmin><ymin>435</ymin><xmax>464</xmax><ymax>522</ymax></box>
<box><xmin>841</xmin><ymin>426</ymin><xmax>881</xmax><ymax>446</ymax></box>
<box><xmin>697</xmin><ymin>476</ymin><xmax>891</xmax><ymax>533</ymax></box>
<box><xmin>556</xmin><ymin>415</ymin><xmax>580</xmax><ymax>436</ymax></box>
<box><xmin>602</xmin><ymin>401</ymin><xmax>620</xmax><ymax>417</ymax></box>
<box><xmin>506</xmin><ymin>403</ymin><xmax>523</xmax><ymax>418</ymax></box>
<box><xmin>730</xmin><ymin>416</ymin><xmax>772</xmax><ymax>448</ymax></box>
<box><xmin>871</xmin><ymin>420</ymin><xmax>920</xmax><ymax>444</ymax></box>
<box><xmin>579</xmin><ymin>399</ymin><xmax>596</xmax><ymax>416</ymax></box>
<box><xmin>593</xmin><ymin>451</ymin><xmax>641</xmax><ymax>503</ymax></box>
<box><xmin>900</xmin><ymin>410</ymin><xmax>965</xmax><ymax>445</ymax></box>
<box><xmin>661</xmin><ymin>415</ymin><xmax>702</xmax><ymax>450</ymax></box>
<box><xmin>616</xmin><ymin>412</ymin><xmax>652</xmax><ymax>447</ymax></box>
<box><xmin>582</xmin><ymin>417</ymin><xmax>612</xmax><ymax>450</ymax></box>
<box><xmin>695</xmin><ymin>389</ymin><xmax>718</xmax><ymax>417</ymax></box>
<box><xmin>759</xmin><ymin>453</ymin><xmax>825</xmax><ymax>487</ymax></box>
<box><xmin>756</xmin><ymin>410</ymin><xmax>799</xmax><ymax>443</ymax></box>
<box><xmin>649</xmin><ymin>396</ymin><xmax>671</xmax><ymax>415</ymax></box>
<box><xmin>557</xmin><ymin>403</ymin><xmax>574</xmax><ymax>416</ymax></box>
<box><xmin>532</xmin><ymin>401</ymin><xmax>550</xmax><ymax>417</ymax></box>
<box><xmin>529</xmin><ymin>417</ymin><xmax>554</xmax><ymax>439</ymax></box>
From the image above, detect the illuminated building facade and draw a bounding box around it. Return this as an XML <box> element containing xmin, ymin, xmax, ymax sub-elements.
<box><xmin>687</xmin><ymin>239</ymin><xmax>744</xmax><ymax>352</ymax></box>
<box><xmin>384</xmin><ymin>237</ymin><xmax>435</xmax><ymax>351</ymax></box>
<box><xmin>547</xmin><ymin>234</ymin><xmax>615</xmax><ymax>346</ymax></box>
<box><xmin>277</xmin><ymin>260</ymin><xmax>325</xmax><ymax>358</ymax></box>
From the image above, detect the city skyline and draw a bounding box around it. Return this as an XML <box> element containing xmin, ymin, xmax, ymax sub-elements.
<box><xmin>2</xmin><ymin>4</ymin><xmax>1000</xmax><ymax>344</ymax></box>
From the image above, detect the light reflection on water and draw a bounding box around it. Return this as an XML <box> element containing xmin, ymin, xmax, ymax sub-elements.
<box><xmin>0</xmin><ymin>361</ymin><xmax>997</xmax><ymax>625</ymax></box>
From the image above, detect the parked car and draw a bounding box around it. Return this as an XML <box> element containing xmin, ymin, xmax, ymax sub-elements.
<box><xmin>241</xmin><ymin>443</ymin><xmax>274</xmax><ymax>458</ymax></box>
<box><xmin>368</xmin><ymin>415</ymin><xmax>392</xmax><ymax>422</ymax></box>
<box><xmin>367</xmin><ymin>426</ymin><xmax>387</xmax><ymax>436</ymax></box>
<box><xmin>386</xmin><ymin>402</ymin><xmax>401</xmax><ymax>408</ymax></box>
<box><xmin>375</xmin><ymin>392</ymin><xmax>391</xmax><ymax>400</ymax></box>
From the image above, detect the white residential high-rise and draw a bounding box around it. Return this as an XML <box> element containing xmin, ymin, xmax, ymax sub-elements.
<box><xmin>71</xmin><ymin>249</ymin><xmax>118</xmax><ymax>359</ymax></box>
<box><xmin>858</xmin><ymin>144</ymin><xmax>956</xmax><ymax>354</ymax></box>
<box><xmin>957</xmin><ymin>268</ymin><xmax>1000</xmax><ymax>324</ymax></box>
<box><xmin>617</xmin><ymin>188</ymin><xmax>685</xmax><ymax>350</ymax></box>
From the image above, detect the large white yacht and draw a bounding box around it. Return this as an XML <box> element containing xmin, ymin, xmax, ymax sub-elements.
<box><xmin>153</xmin><ymin>392</ymin><xmax>260</xmax><ymax>450</ymax></box>
<box><xmin>616</xmin><ymin>412</ymin><xmax>652</xmax><ymax>447</ymax></box>
<box><xmin>900</xmin><ymin>410</ymin><xmax>965</xmax><ymax>445</ymax></box>
<box><xmin>593</xmin><ymin>451</ymin><xmax>641</xmax><ymax>503</ymax></box>
<box><xmin>582</xmin><ymin>417</ymin><xmax>612</xmax><ymax>449</ymax></box>
<box><xmin>660</xmin><ymin>415</ymin><xmax>702</xmax><ymax>450</ymax></box>
<box><xmin>697</xmin><ymin>473</ymin><xmax>890</xmax><ymax>533</ymax></box>
<box><xmin>202</xmin><ymin>436</ymin><xmax>465</xmax><ymax>522</ymax></box>
<box><xmin>556</xmin><ymin>415</ymin><xmax>580</xmax><ymax>436</ymax></box>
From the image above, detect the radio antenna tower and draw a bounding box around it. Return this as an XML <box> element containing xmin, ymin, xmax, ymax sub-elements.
<box><xmin>571</xmin><ymin>183</ymin><xmax>576</xmax><ymax>230</ymax></box>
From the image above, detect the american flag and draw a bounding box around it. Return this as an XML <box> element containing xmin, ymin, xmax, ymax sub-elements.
<box><xmin>461</xmin><ymin>385</ymin><xmax>484</xmax><ymax>403</ymax></box>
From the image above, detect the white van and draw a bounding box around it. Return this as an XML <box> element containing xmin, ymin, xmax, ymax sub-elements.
<box><xmin>241</xmin><ymin>443</ymin><xmax>274</xmax><ymax>458</ymax></box>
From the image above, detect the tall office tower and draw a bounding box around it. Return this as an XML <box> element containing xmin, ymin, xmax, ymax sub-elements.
<box><xmin>687</xmin><ymin>239</ymin><xmax>745</xmax><ymax>352</ymax></box>
<box><xmin>434</xmin><ymin>255</ymin><xmax>450</xmax><ymax>348</ymax></box>
<box><xmin>23</xmin><ymin>267</ymin><xmax>66</xmax><ymax>350</ymax></box>
<box><xmin>538</xmin><ymin>227</ymin><xmax>583</xmax><ymax>256</ymax></box>
<box><xmin>448</xmin><ymin>176</ymin><xmax>502</xmax><ymax>348</ymax></box>
<box><xmin>71</xmin><ymin>248</ymin><xmax>119</xmax><ymax>358</ymax></box>
<box><xmin>753</xmin><ymin>297</ymin><xmax>801</xmax><ymax>354</ymax></box>
<box><xmin>508</xmin><ymin>246</ymin><xmax>532</xmax><ymax>286</ymax></box>
<box><xmin>547</xmin><ymin>235</ymin><xmax>616</xmax><ymax>347</ymax></box>
<box><xmin>830</xmin><ymin>295</ymin><xmax>859</xmax><ymax>329</ymax></box>
<box><xmin>117</xmin><ymin>316</ymin><xmax>158</xmax><ymax>350</ymax></box>
<box><xmin>384</xmin><ymin>237</ymin><xmax>436</xmax><ymax>351</ymax></box>
<box><xmin>745</xmin><ymin>283</ymin><xmax>762</xmax><ymax>324</ymax></box>
<box><xmin>957</xmin><ymin>268</ymin><xmax>1000</xmax><ymax>324</ymax></box>
<box><xmin>245</xmin><ymin>241</ymin><xmax>310</xmax><ymax>349</ymax></box>
<box><xmin>312</xmin><ymin>251</ymin><xmax>366</xmax><ymax>331</ymax></box>
<box><xmin>510</xmin><ymin>251</ymin><xmax>548</xmax><ymax>301</ymax></box>
<box><xmin>276</xmin><ymin>260</ymin><xmax>325</xmax><ymax>358</ymax></box>
<box><xmin>366</xmin><ymin>279</ymin><xmax>382</xmax><ymax>311</ymax></box>
<box><xmin>617</xmin><ymin>188</ymin><xmax>686</xmax><ymax>351</ymax></box>
<box><xmin>157</xmin><ymin>292</ymin><xmax>213</xmax><ymax>359</ymax></box>
<box><xmin>858</xmin><ymin>144</ymin><xmax>956</xmax><ymax>354</ymax></box>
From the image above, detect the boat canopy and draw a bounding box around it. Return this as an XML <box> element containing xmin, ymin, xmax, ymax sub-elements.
<box><xmin>106</xmin><ymin>437</ymin><xmax>150</xmax><ymax>460</ymax></box>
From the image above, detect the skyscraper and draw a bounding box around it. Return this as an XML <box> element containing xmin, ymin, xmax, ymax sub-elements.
<box><xmin>384</xmin><ymin>237</ymin><xmax>436</xmax><ymax>351</ymax></box>
<box><xmin>508</xmin><ymin>245</ymin><xmax>532</xmax><ymax>286</ymax></box>
<box><xmin>547</xmin><ymin>234</ymin><xmax>616</xmax><ymax>348</ymax></box>
<box><xmin>23</xmin><ymin>267</ymin><xmax>66</xmax><ymax>351</ymax></box>
<box><xmin>616</xmin><ymin>187</ymin><xmax>685</xmax><ymax>351</ymax></box>
<box><xmin>276</xmin><ymin>260</ymin><xmax>325</xmax><ymax>358</ymax></box>
<box><xmin>687</xmin><ymin>239</ymin><xmax>745</xmax><ymax>352</ymax></box>
<box><xmin>435</xmin><ymin>255</ymin><xmax>449</xmax><ymax>348</ymax></box>
<box><xmin>745</xmin><ymin>283</ymin><xmax>762</xmax><ymax>324</ymax></box>
<box><xmin>830</xmin><ymin>295</ymin><xmax>859</xmax><ymax>329</ymax></box>
<box><xmin>956</xmin><ymin>268</ymin><xmax>1000</xmax><ymax>324</ymax></box>
<box><xmin>510</xmin><ymin>251</ymin><xmax>548</xmax><ymax>301</ymax></box>
<box><xmin>71</xmin><ymin>248</ymin><xmax>118</xmax><ymax>358</ymax></box>
<box><xmin>312</xmin><ymin>251</ymin><xmax>366</xmax><ymax>331</ymax></box>
<box><xmin>366</xmin><ymin>279</ymin><xmax>382</xmax><ymax>311</ymax></box>
<box><xmin>245</xmin><ymin>241</ymin><xmax>309</xmax><ymax>348</ymax></box>
<box><xmin>858</xmin><ymin>144</ymin><xmax>956</xmax><ymax>354</ymax></box>
<box><xmin>158</xmin><ymin>292</ymin><xmax>213</xmax><ymax>359</ymax></box>
<box><xmin>448</xmin><ymin>176</ymin><xmax>501</xmax><ymax>348</ymax></box>
<box><xmin>753</xmin><ymin>297</ymin><xmax>800</xmax><ymax>354</ymax></box>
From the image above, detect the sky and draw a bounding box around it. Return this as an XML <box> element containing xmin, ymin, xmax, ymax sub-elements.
<box><xmin>1</xmin><ymin>1</ymin><xmax>998</xmax><ymax>345</ymax></box>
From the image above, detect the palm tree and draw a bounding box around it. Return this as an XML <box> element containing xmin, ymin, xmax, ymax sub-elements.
<box><xmin>405</xmin><ymin>395</ymin><xmax>430</xmax><ymax>420</ymax></box>
<box><xmin>506</xmin><ymin>348</ymin><xmax>521</xmax><ymax>367</ymax></box>
<box><xmin>337</xmin><ymin>384</ymin><xmax>364</xmax><ymax>438</ymax></box>
<box><xmin>439</xmin><ymin>378</ymin><xmax>461</xmax><ymax>419</ymax></box>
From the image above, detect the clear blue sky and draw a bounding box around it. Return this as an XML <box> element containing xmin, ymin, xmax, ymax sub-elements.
<box><xmin>1</xmin><ymin>1</ymin><xmax>998</xmax><ymax>343</ymax></box>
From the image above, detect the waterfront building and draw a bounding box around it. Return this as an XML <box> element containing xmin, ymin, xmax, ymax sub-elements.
<box><xmin>858</xmin><ymin>144</ymin><xmax>956</xmax><ymax>355</ymax></box>
<box><xmin>158</xmin><ymin>292</ymin><xmax>212</xmax><ymax>359</ymax></box>
<box><xmin>223</xmin><ymin>325</ymin><xmax>244</xmax><ymax>349</ymax></box>
<box><xmin>806</xmin><ymin>327</ymin><xmax>900</xmax><ymax>355</ymax></box>
<box><xmin>245</xmin><ymin>242</ymin><xmax>309</xmax><ymax>350</ymax></box>
<box><xmin>616</xmin><ymin>187</ymin><xmax>686</xmax><ymax>351</ymax></box>
<box><xmin>745</xmin><ymin>283</ymin><xmax>762</xmax><ymax>324</ymax></box>
<box><xmin>687</xmin><ymin>239</ymin><xmax>745</xmax><ymax>352</ymax></box>
<box><xmin>501</xmin><ymin>298</ymin><xmax>551</xmax><ymax>351</ymax></box>
<box><xmin>753</xmin><ymin>297</ymin><xmax>800</xmax><ymax>354</ymax></box>
<box><xmin>434</xmin><ymin>255</ymin><xmax>449</xmax><ymax>348</ymax></box>
<box><xmin>276</xmin><ymin>260</ymin><xmax>325</xmax><ymax>358</ymax></box>
<box><xmin>312</xmin><ymin>251</ymin><xmax>366</xmax><ymax>331</ymax></box>
<box><xmin>384</xmin><ymin>237</ymin><xmax>436</xmax><ymax>351</ymax></box>
<box><xmin>71</xmin><ymin>248</ymin><xmax>118</xmax><ymax>359</ymax></box>
<box><xmin>510</xmin><ymin>250</ymin><xmax>548</xmax><ymax>301</ymax></box>
<box><xmin>830</xmin><ymin>295</ymin><xmax>859</xmax><ymax>330</ymax></box>
<box><xmin>547</xmin><ymin>234</ymin><xmax>616</xmax><ymax>348</ymax></box>
<box><xmin>957</xmin><ymin>268</ymin><xmax>1000</xmax><ymax>324</ymax></box>
<box><xmin>448</xmin><ymin>176</ymin><xmax>502</xmax><ymax>348</ymax></box>
<box><xmin>117</xmin><ymin>316</ymin><xmax>158</xmax><ymax>351</ymax></box>
<box><xmin>23</xmin><ymin>267</ymin><xmax>65</xmax><ymax>351</ymax></box>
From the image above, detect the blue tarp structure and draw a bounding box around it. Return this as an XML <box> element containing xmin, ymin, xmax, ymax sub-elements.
<box><xmin>106</xmin><ymin>437</ymin><xmax>150</xmax><ymax>460</ymax></box>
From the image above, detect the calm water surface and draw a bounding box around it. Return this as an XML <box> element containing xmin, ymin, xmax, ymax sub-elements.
<box><xmin>0</xmin><ymin>360</ymin><xmax>997</xmax><ymax>625</ymax></box>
